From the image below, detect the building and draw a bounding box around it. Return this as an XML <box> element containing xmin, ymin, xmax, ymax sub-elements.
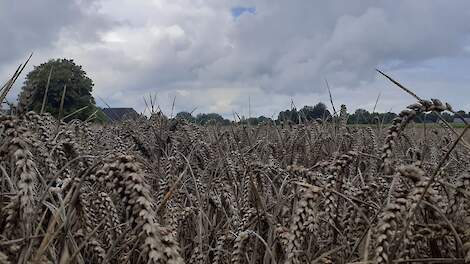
<box><xmin>101</xmin><ymin>107</ymin><xmax>139</xmax><ymax>121</ymax></box>
<box><xmin>453</xmin><ymin>117</ymin><xmax>470</xmax><ymax>124</ymax></box>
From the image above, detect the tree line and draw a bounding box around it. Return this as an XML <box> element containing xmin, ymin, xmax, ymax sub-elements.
<box><xmin>176</xmin><ymin>102</ymin><xmax>469</xmax><ymax>125</ymax></box>
<box><xmin>11</xmin><ymin>58</ymin><xmax>469</xmax><ymax>125</ymax></box>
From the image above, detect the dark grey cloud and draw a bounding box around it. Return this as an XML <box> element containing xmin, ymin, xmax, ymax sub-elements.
<box><xmin>2</xmin><ymin>0</ymin><xmax>470</xmax><ymax>117</ymax></box>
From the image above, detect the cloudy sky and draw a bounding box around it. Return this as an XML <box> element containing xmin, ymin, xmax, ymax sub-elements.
<box><xmin>2</xmin><ymin>0</ymin><xmax>470</xmax><ymax>118</ymax></box>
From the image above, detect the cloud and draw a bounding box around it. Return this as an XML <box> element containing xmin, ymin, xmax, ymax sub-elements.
<box><xmin>2</xmin><ymin>0</ymin><xmax>470</xmax><ymax>117</ymax></box>
<box><xmin>0</xmin><ymin>0</ymin><xmax>113</xmax><ymax>62</ymax></box>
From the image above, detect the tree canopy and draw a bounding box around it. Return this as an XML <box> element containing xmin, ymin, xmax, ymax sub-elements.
<box><xmin>175</xmin><ymin>111</ymin><xmax>196</xmax><ymax>123</ymax></box>
<box><xmin>17</xmin><ymin>58</ymin><xmax>98</xmax><ymax>121</ymax></box>
<box><xmin>175</xmin><ymin>111</ymin><xmax>232</xmax><ymax>125</ymax></box>
<box><xmin>173</xmin><ymin>102</ymin><xmax>466</xmax><ymax>126</ymax></box>
<box><xmin>278</xmin><ymin>102</ymin><xmax>332</xmax><ymax>124</ymax></box>
<box><xmin>195</xmin><ymin>113</ymin><xmax>231</xmax><ymax>125</ymax></box>
<box><xmin>299</xmin><ymin>102</ymin><xmax>331</xmax><ymax>121</ymax></box>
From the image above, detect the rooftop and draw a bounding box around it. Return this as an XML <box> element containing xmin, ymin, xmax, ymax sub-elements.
<box><xmin>101</xmin><ymin>107</ymin><xmax>139</xmax><ymax>121</ymax></box>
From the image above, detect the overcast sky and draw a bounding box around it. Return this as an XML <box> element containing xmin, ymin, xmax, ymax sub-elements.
<box><xmin>2</xmin><ymin>0</ymin><xmax>470</xmax><ymax>118</ymax></box>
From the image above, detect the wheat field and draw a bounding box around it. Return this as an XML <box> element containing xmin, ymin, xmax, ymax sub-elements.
<box><xmin>1</xmin><ymin>83</ymin><xmax>470</xmax><ymax>263</ymax></box>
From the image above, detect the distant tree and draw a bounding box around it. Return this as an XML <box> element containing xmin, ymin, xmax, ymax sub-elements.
<box><xmin>17</xmin><ymin>58</ymin><xmax>99</xmax><ymax>121</ymax></box>
<box><xmin>196</xmin><ymin>113</ymin><xmax>230</xmax><ymax>125</ymax></box>
<box><xmin>348</xmin><ymin>109</ymin><xmax>371</xmax><ymax>124</ymax></box>
<box><xmin>298</xmin><ymin>106</ymin><xmax>314</xmax><ymax>121</ymax></box>
<box><xmin>278</xmin><ymin>108</ymin><xmax>299</xmax><ymax>124</ymax></box>
<box><xmin>426</xmin><ymin>113</ymin><xmax>440</xmax><ymax>123</ymax></box>
<box><xmin>370</xmin><ymin>112</ymin><xmax>398</xmax><ymax>124</ymax></box>
<box><xmin>297</xmin><ymin>103</ymin><xmax>331</xmax><ymax>122</ymax></box>
<box><xmin>456</xmin><ymin>110</ymin><xmax>469</xmax><ymax>118</ymax></box>
<box><xmin>312</xmin><ymin>102</ymin><xmax>331</xmax><ymax>119</ymax></box>
<box><xmin>242</xmin><ymin>116</ymin><xmax>273</xmax><ymax>125</ymax></box>
<box><xmin>255</xmin><ymin>115</ymin><xmax>273</xmax><ymax>124</ymax></box>
<box><xmin>377</xmin><ymin>112</ymin><xmax>398</xmax><ymax>124</ymax></box>
<box><xmin>176</xmin><ymin>111</ymin><xmax>195</xmax><ymax>123</ymax></box>
<box><xmin>441</xmin><ymin>112</ymin><xmax>454</xmax><ymax>122</ymax></box>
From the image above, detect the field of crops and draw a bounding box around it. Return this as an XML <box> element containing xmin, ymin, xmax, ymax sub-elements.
<box><xmin>1</xmin><ymin>96</ymin><xmax>470</xmax><ymax>263</ymax></box>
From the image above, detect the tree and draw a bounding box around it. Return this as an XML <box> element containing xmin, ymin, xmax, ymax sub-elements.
<box><xmin>441</xmin><ymin>112</ymin><xmax>454</xmax><ymax>123</ymax></box>
<box><xmin>299</xmin><ymin>106</ymin><xmax>314</xmax><ymax>121</ymax></box>
<box><xmin>299</xmin><ymin>102</ymin><xmax>331</xmax><ymax>121</ymax></box>
<box><xmin>195</xmin><ymin>113</ymin><xmax>230</xmax><ymax>125</ymax></box>
<box><xmin>18</xmin><ymin>58</ymin><xmax>98</xmax><ymax>121</ymax></box>
<box><xmin>376</xmin><ymin>112</ymin><xmax>398</xmax><ymax>124</ymax></box>
<box><xmin>278</xmin><ymin>108</ymin><xmax>299</xmax><ymax>124</ymax></box>
<box><xmin>348</xmin><ymin>109</ymin><xmax>371</xmax><ymax>124</ymax></box>
<box><xmin>241</xmin><ymin>116</ymin><xmax>273</xmax><ymax>125</ymax></box>
<box><xmin>456</xmin><ymin>110</ymin><xmax>469</xmax><ymax>118</ymax></box>
<box><xmin>175</xmin><ymin>111</ymin><xmax>196</xmax><ymax>123</ymax></box>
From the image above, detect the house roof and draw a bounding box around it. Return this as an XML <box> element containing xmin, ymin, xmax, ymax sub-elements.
<box><xmin>102</xmin><ymin>108</ymin><xmax>139</xmax><ymax>121</ymax></box>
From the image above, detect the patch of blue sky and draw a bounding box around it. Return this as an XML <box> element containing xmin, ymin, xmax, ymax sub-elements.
<box><xmin>231</xmin><ymin>6</ymin><xmax>256</xmax><ymax>18</ymax></box>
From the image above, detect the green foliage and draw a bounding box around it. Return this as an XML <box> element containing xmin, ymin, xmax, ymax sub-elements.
<box><xmin>175</xmin><ymin>111</ymin><xmax>196</xmax><ymax>123</ymax></box>
<box><xmin>175</xmin><ymin>111</ymin><xmax>231</xmax><ymax>125</ymax></box>
<box><xmin>348</xmin><ymin>110</ymin><xmax>398</xmax><ymax>124</ymax></box>
<box><xmin>241</xmin><ymin>116</ymin><xmax>273</xmax><ymax>125</ymax></box>
<box><xmin>173</xmin><ymin>104</ymin><xmax>468</xmax><ymax>126</ymax></box>
<box><xmin>347</xmin><ymin>109</ymin><xmax>455</xmax><ymax>124</ymax></box>
<box><xmin>195</xmin><ymin>113</ymin><xmax>230</xmax><ymax>125</ymax></box>
<box><xmin>278</xmin><ymin>102</ymin><xmax>331</xmax><ymax>124</ymax></box>
<box><xmin>18</xmin><ymin>58</ymin><xmax>96</xmax><ymax>121</ymax></box>
<box><xmin>278</xmin><ymin>108</ymin><xmax>300</xmax><ymax>124</ymax></box>
<box><xmin>347</xmin><ymin>109</ymin><xmax>373</xmax><ymax>124</ymax></box>
<box><xmin>441</xmin><ymin>112</ymin><xmax>454</xmax><ymax>122</ymax></box>
<box><xmin>299</xmin><ymin>102</ymin><xmax>331</xmax><ymax>121</ymax></box>
<box><xmin>90</xmin><ymin>107</ymin><xmax>109</xmax><ymax>123</ymax></box>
